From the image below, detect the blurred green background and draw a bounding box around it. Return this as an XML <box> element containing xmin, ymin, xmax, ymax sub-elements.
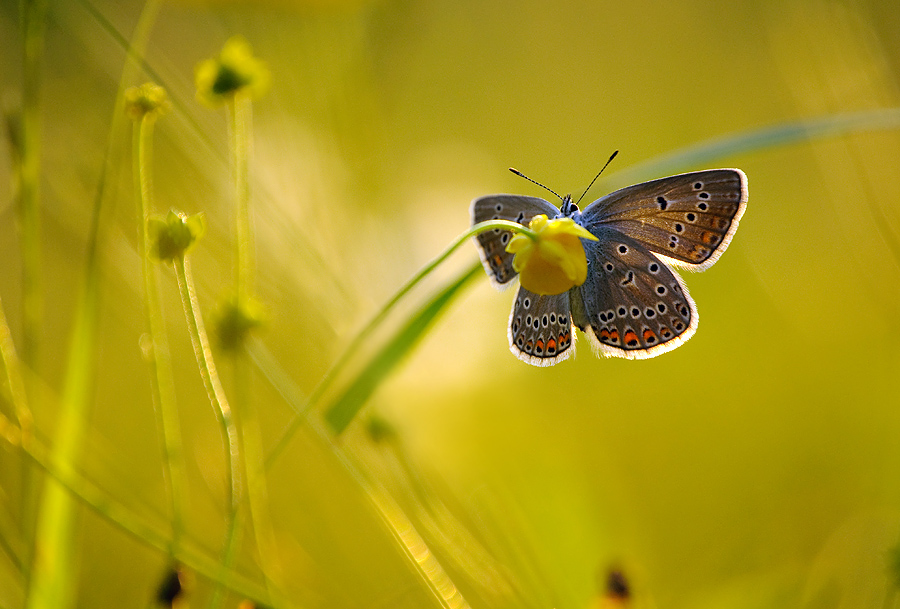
<box><xmin>2</xmin><ymin>0</ymin><xmax>900</xmax><ymax>607</ymax></box>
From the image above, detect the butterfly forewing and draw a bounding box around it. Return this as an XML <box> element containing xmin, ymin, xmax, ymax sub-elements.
<box><xmin>575</xmin><ymin>228</ymin><xmax>698</xmax><ymax>359</ymax></box>
<box><xmin>581</xmin><ymin>169</ymin><xmax>747</xmax><ymax>270</ymax></box>
<box><xmin>471</xmin><ymin>195</ymin><xmax>560</xmax><ymax>287</ymax></box>
<box><xmin>508</xmin><ymin>288</ymin><xmax>575</xmax><ymax>366</ymax></box>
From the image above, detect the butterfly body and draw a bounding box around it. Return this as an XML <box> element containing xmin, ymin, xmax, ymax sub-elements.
<box><xmin>472</xmin><ymin>169</ymin><xmax>747</xmax><ymax>366</ymax></box>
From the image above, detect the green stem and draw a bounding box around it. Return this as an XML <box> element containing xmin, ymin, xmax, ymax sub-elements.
<box><xmin>232</xmin><ymin>352</ymin><xmax>285</xmax><ymax>604</ymax></box>
<box><xmin>134</xmin><ymin>116</ymin><xmax>187</xmax><ymax>553</ymax></box>
<box><xmin>171</xmin><ymin>256</ymin><xmax>243</xmax><ymax>609</ymax></box>
<box><xmin>265</xmin><ymin>219</ymin><xmax>533</xmax><ymax>464</ymax></box>
<box><xmin>0</xmin><ymin>471</ymin><xmax>26</xmax><ymax>575</ymax></box>
<box><xmin>0</xmin><ymin>290</ymin><xmax>31</xmax><ymax>578</ymax></box>
<box><xmin>23</xmin><ymin>2</ymin><xmax>164</xmax><ymax>606</ymax></box>
<box><xmin>26</xmin><ymin>286</ymin><xmax>99</xmax><ymax>609</ymax></box>
<box><xmin>18</xmin><ymin>0</ymin><xmax>46</xmax><ymax>594</ymax></box>
<box><xmin>229</xmin><ymin>93</ymin><xmax>253</xmax><ymax>303</ymax></box>
<box><xmin>0</xmin><ymin>293</ymin><xmax>32</xmax><ymax>441</ymax></box>
<box><xmin>226</xmin><ymin>86</ymin><xmax>283</xmax><ymax>600</ymax></box>
<box><xmin>16</xmin><ymin>433</ymin><xmax>273</xmax><ymax>606</ymax></box>
<box><xmin>19</xmin><ymin>0</ymin><xmax>46</xmax><ymax>374</ymax></box>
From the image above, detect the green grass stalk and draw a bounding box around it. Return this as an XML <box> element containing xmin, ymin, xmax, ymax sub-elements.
<box><xmin>0</xmin><ymin>291</ymin><xmax>31</xmax><ymax>578</ymax></box>
<box><xmin>133</xmin><ymin>115</ymin><xmax>188</xmax><ymax>553</ymax></box>
<box><xmin>17</xmin><ymin>0</ymin><xmax>47</xmax><ymax>593</ymax></box>
<box><xmin>171</xmin><ymin>256</ymin><xmax>243</xmax><ymax>609</ymax></box>
<box><xmin>26</xmin><ymin>284</ymin><xmax>101</xmax><ymax>609</ymax></box>
<box><xmin>18</xmin><ymin>0</ymin><xmax>47</xmax><ymax>373</ymax></box>
<box><xmin>231</xmin><ymin>353</ymin><xmax>286</xmax><ymax>604</ymax></box>
<box><xmin>324</xmin><ymin>262</ymin><xmax>481</xmax><ymax>434</ymax></box>
<box><xmin>16</xmin><ymin>432</ymin><xmax>273</xmax><ymax>605</ymax></box>
<box><xmin>21</xmin><ymin>0</ymin><xmax>101</xmax><ymax>597</ymax></box>
<box><xmin>604</xmin><ymin>107</ymin><xmax>900</xmax><ymax>191</ymax></box>
<box><xmin>225</xmin><ymin>85</ymin><xmax>285</xmax><ymax>601</ymax></box>
<box><xmin>230</xmin><ymin>93</ymin><xmax>253</xmax><ymax>302</ymax></box>
<box><xmin>0</xmin><ymin>294</ymin><xmax>32</xmax><ymax>442</ymax></box>
<box><xmin>265</xmin><ymin>219</ymin><xmax>534</xmax><ymax>462</ymax></box>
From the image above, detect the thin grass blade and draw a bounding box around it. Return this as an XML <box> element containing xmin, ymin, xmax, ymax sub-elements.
<box><xmin>324</xmin><ymin>263</ymin><xmax>481</xmax><ymax>435</ymax></box>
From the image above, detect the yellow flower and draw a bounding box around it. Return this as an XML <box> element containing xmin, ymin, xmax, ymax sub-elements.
<box><xmin>506</xmin><ymin>214</ymin><xmax>598</xmax><ymax>295</ymax></box>
<box><xmin>124</xmin><ymin>83</ymin><xmax>169</xmax><ymax>121</ymax></box>
<box><xmin>195</xmin><ymin>36</ymin><xmax>270</xmax><ymax>107</ymax></box>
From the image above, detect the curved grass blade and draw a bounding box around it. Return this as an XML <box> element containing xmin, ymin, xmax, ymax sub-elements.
<box><xmin>20</xmin><ymin>435</ymin><xmax>274</xmax><ymax>606</ymax></box>
<box><xmin>605</xmin><ymin>108</ymin><xmax>900</xmax><ymax>190</ymax></box>
<box><xmin>324</xmin><ymin>262</ymin><xmax>481</xmax><ymax>435</ymax></box>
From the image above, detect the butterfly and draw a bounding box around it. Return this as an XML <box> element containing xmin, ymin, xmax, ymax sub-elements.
<box><xmin>471</xmin><ymin>168</ymin><xmax>747</xmax><ymax>366</ymax></box>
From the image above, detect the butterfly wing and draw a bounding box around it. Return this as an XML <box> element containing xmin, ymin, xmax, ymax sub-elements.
<box><xmin>573</xmin><ymin>227</ymin><xmax>697</xmax><ymax>359</ymax></box>
<box><xmin>471</xmin><ymin>194</ymin><xmax>561</xmax><ymax>288</ymax></box>
<box><xmin>508</xmin><ymin>287</ymin><xmax>575</xmax><ymax>366</ymax></box>
<box><xmin>581</xmin><ymin>169</ymin><xmax>747</xmax><ymax>271</ymax></box>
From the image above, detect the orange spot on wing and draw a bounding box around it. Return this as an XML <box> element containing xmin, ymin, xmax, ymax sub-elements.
<box><xmin>535</xmin><ymin>339</ymin><xmax>545</xmax><ymax>352</ymax></box>
<box><xmin>643</xmin><ymin>329</ymin><xmax>657</xmax><ymax>342</ymax></box>
<box><xmin>492</xmin><ymin>254</ymin><xmax>503</xmax><ymax>267</ymax></box>
<box><xmin>623</xmin><ymin>330</ymin><xmax>639</xmax><ymax>346</ymax></box>
<box><xmin>547</xmin><ymin>338</ymin><xmax>557</xmax><ymax>351</ymax></box>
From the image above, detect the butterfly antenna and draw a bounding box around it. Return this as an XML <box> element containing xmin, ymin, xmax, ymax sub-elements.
<box><xmin>575</xmin><ymin>150</ymin><xmax>619</xmax><ymax>205</ymax></box>
<box><xmin>509</xmin><ymin>167</ymin><xmax>564</xmax><ymax>202</ymax></box>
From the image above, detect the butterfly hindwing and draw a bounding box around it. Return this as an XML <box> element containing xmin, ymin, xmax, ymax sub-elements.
<box><xmin>581</xmin><ymin>169</ymin><xmax>747</xmax><ymax>270</ymax></box>
<box><xmin>574</xmin><ymin>227</ymin><xmax>697</xmax><ymax>359</ymax></box>
<box><xmin>470</xmin><ymin>195</ymin><xmax>560</xmax><ymax>287</ymax></box>
<box><xmin>508</xmin><ymin>288</ymin><xmax>575</xmax><ymax>366</ymax></box>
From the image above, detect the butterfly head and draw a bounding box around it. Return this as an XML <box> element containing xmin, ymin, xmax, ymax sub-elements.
<box><xmin>560</xmin><ymin>194</ymin><xmax>581</xmax><ymax>219</ymax></box>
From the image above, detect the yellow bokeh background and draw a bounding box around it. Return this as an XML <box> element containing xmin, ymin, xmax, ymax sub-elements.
<box><xmin>1</xmin><ymin>0</ymin><xmax>900</xmax><ymax>607</ymax></box>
